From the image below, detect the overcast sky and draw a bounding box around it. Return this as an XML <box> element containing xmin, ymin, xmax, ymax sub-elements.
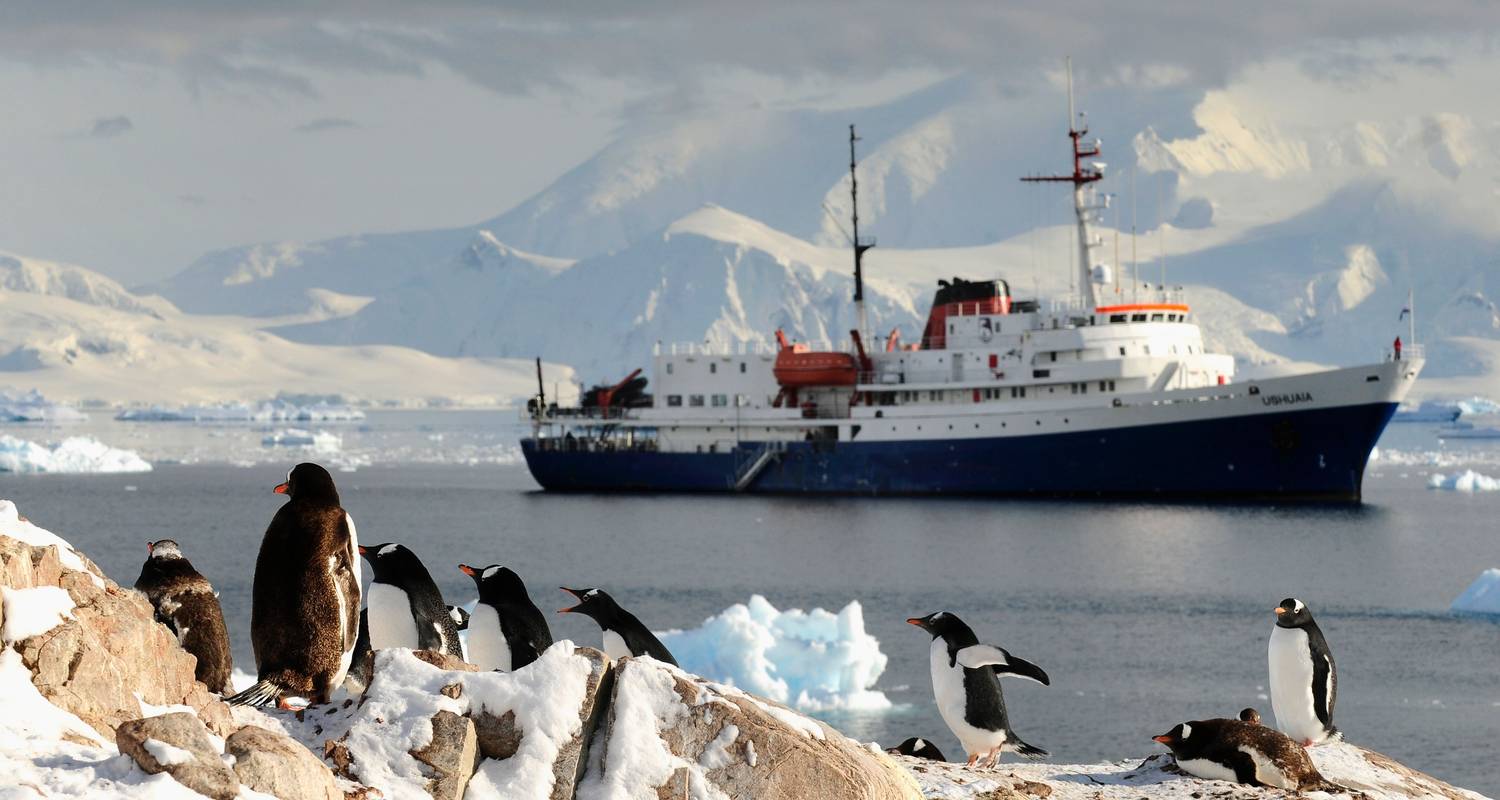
<box><xmin>1</xmin><ymin>2</ymin><xmax>1495</xmax><ymax>285</ymax></box>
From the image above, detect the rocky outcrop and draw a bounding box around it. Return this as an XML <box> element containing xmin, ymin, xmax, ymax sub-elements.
<box><xmin>225</xmin><ymin>724</ymin><xmax>344</xmax><ymax>800</ymax></box>
<box><xmin>580</xmin><ymin>656</ymin><xmax>922</xmax><ymax>800</ymax></box>
<box><xmin>1</xmin><ymin>532</ymin><xmax>235</xmax><ymax>738</ymax></box>
<box><xmin>411</xmin><ymin>710</ymin><xmax>480</xmax><ymax>800</ymax></box>
<box><xmin>116</xmin><ymin>712</ymin><xmax>239</xmax><ymax>800</ymax></box>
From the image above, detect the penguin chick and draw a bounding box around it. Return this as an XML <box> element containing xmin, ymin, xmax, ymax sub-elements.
<box><xmin>135</xmin><ymin>539</ymin><xmax>234</xmax><ymax>694</ymax></box>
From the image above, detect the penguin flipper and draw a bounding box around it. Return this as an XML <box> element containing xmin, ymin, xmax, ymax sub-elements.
<box><xmin>956</xmin><ymin>645</ymin><xmax>1051</xmax><ymax>686</ymax></box>
<box><xmin>225</xmin><ymin>679</ymin><xmax>282</xmax><ymax>707</ymax></box>
<box><xmin>991</xmin><ymin>654</ymin><xmax>1050</xmax><ymax>686</ymax></box>
<box><xmin>1008</xmin><ymin>736</ymin><xmax>1048</xmax><ymax>761</ymax></box>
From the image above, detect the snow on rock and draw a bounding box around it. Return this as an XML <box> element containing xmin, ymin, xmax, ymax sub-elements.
<box><xmin>658</xmin><ymin>594</ymin><xmax>892</xmax><ymax>712</ymax></box>
<box><xmin>1427</xmin><ymin>470</ymin><xmax>1500</xmax><ymax>492</ymax></box>
<box><xmin>1</xmin><ymin>584</ymin><xmax>75</xmax><ymax>642</ymax></box>
<box><xmin>0</xmin><ymin>388</ymin><xmax>88</xmax><ymax>422</ymax></box>
<box><xmin>260</xmin><ymin>428</ymin><xmax>340</xmax><ymax>452</ymax></box>
<box><xmin>0</xmin><ymin>434</ymin><xmax>152</xmax><ymax>474</ymax></box>
<box><xmin>1451</xmin><ymin>568</ymin><xmax>1500</xmax><ymax>617</ymax></box>
<box><xmin>142</xmin><ymin>737</ymin><xmax>196</xmax><ymax>767</ymax></box>
<box><xmin>0</xmin><ymin>499</ymin><xmax>95</xmax><ymax>577</ymax></box>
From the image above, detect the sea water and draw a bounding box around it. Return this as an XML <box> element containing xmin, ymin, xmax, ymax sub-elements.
<box><xmin>2</xmin><ymin>412</ymin><xmax>1497</xmax><ymax>793</ymax></box>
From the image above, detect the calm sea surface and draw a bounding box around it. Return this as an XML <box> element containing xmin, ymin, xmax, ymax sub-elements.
<box><xmin>2</xmin><ymin>413</ymin><xmax>1497</xmax><ymax>793</ymax></box>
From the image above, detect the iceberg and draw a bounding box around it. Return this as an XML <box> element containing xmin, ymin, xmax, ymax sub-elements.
<box><xmin>1451</xmin><ymin>568</ymin><xmax>1500</xmax><ymax>617</ymax></box>
<box><xmin>117</xmin><ymin>400</ymin><xmax>365</xmax><ymax>422</ymax></box>
<box><xmin>261</xmin><ymin>428</ymin><xmax>342</xmax><ymax>452</ymax></box>
<box><xmin>657</xmin><ymin>595</ymin><xmax>891</xmax><ymax>712</ymax></box>
<box><xmin>0</xmin><ymin>435</ymin><xmax>151</xmax><ymax>474</ymax></box>
<box><xmin>0</xmin><ymin>389</ymin><xmax>87</xmax><ymax>422</ymax></box>
<box><xmin>1427</xmin><ymin>470</ymin><xmax>1500</xmax><ymax>492</ymax></box>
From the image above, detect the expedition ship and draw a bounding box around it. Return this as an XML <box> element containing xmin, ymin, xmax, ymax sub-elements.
<box><xmin>521</xmin><ymin>75</ymin><xmax>1421</xmax><ymax>502</ymax></box>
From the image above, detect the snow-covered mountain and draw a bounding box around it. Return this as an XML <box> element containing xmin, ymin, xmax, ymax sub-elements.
<box><xmin>0</xmin><ymin>251</ymin><xmax>572</xmax><ymax>406</ymax></box>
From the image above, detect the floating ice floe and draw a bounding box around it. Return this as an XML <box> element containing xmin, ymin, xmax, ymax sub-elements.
<box><xmin>1427</xmin><ymin>470</ymin><xmax>1500</xmax><ymax>492</ymax></box>
<box><xmin>0</xmin><ymin>435</ymin><xmax>152</xmax><ymax>474</ymax></box>
<box><xmin>0</xmin><ymin>389</ymin><xmax>88</xmax><ymax>422</ymax></box>
<box><xmin>1451</xmin><ymin>568</ymin><xmax>1500</xmax><ymax>617</ymax></box>
<box><xmin>261</xmin><ymin>428</ymin><xmax>341</xmax><ymax>453</ymax></box>
<box><xmin>117</xmin><ymin>400</ymin><xmax>364</xmax><ymax>422</ymax></box>
<box><xmin>658</xmin><ymin>595</ymin><xmax>891</xmax><ymax>712</ymax></box>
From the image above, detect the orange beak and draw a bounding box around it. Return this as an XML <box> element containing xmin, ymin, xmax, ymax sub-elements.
<box><xmin>146</xmin><ymin>540</ymin><xmax>154</xmax><ymax>555</ymax></box>
<box><xmin>559</xmin><ymin>586</ymin><xmax>585</xmax><ymax>613</ymax></box>
<box><xmin>458</xmin><ymin>564</ymin><xmax>477</xmax><ymax>577</ymax></box>
<box><xmin>1273</xmin><ymin>607</ymin><xmax>1286</xmax><ymax>615</ymax></box>
<box><xmin>357</xmin><ymin>545</ymin><xmax>369</xmax><ymax>556</ymax></box>
<box><xmin>1153</xmin><ymin>734</ymin><xmax>1173</xmax><ymax>744</ymax></box>
<box><xmin>906</xmin><ymin>617</ymin><xmax>923</xmax><ymax>626</ymax></box>
<box><xmin>273</xmin><ymin>482</ymin><xmax>289</xmax><ymax>495</ymax></box>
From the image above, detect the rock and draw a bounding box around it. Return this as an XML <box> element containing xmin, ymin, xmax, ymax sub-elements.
<box><xmin>116</xmin><ymin>712</ymin><xmax>239</xmax><ymax>800</ymax></box>
<box><xmin>1</xmin><ymin>534</ymin><xmax>235</xmax><ymax>738</ymax></box>
<box><xmin>226</xmin><ymin>724</ymin><xmax>342</xmax><ymax>800</ymax></box>
<box><xmin>410</xmin><ymin>649</ymin><xmax>480</xmax><ymax>673</ymax></box>
<box><xmin>409</xmin><ymin>710</ymin><xmax>479</xmax><ymax>800</ymax></box>
<box><xmin>581</xmin><ymin>656</ymin><xmax>921</xmax><ymax>800</ymax></box>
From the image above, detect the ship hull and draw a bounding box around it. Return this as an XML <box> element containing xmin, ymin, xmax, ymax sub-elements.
<box><xmin>521</xmin><ymin>400</ymin><xmax>1398</xmax><ymax>502</ymax></box>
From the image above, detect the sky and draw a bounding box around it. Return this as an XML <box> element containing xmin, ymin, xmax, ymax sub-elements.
<box><xmin>1</xmin><ymin>2</ymin><xmax>1496</xmax><ymax>286</ymax></box>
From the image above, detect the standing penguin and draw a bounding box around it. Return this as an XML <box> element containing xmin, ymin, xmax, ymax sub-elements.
<box><xmin>558</xmin><ymin>587</ymin><xmax>677</xmax><ymax>666</ymax></box>
<box><xmin>459</xmin><ymin>564</ymin><xmax>553</xmax><ymax>671</ymax></box>
<box><xmin>134</xmin><ymin>539</ymin><xmax>234</xmax><ymax>695</ymax></box>
<box><xmin>1153</xmin><ymin>718</ymin><xmax>1345</xmax><ymax>790</ymax></box>
<box><xmin>228</xmin><ymin>463</ymin><xmax>361</xmax><ymax>707</ymax></box>
<box><xmin>907</xmin><ymin>611</ymin><xmax>1050</xmax><ymax>766</ymax></box>
<box><xmin>1267</xmin><ymin>597</ymin><xmax>1339</xmax><ymax>746</ymax></box>
<box><xmin>361</xmin><ymin>543</ymin><xmax>462</xmax><ymax>658</ymax></box>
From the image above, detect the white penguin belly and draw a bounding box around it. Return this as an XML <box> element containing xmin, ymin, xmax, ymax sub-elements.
<box><xmin>367</xmin><ymin>583</ymin><xmax>420</xmax><ymax>650</ymax></box>
<box><xmin>1176</xmin><ymin>758</ymin><xmax>1238</xmax><ymax>783</ymax></box>
<box><xmin>1268</xmin><ymin>626</ymin><xmax>1323</xmax><ymax>743</ymax></box>
<box><xmin>929</xmin><ymin>639</ymin><xmax>1007</xmax><ymax>756</ymax></box>
<box><xmin>601</xmin><ymin>630</ymin><xmax>632</xmax><ymax>661</ymax></box>
<box><xmin>467</xmin><ymin>604</ymin><xmax>511</xmax><ymax>671</ymax></box>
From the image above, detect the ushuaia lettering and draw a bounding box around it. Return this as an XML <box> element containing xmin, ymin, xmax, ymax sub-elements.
<box><xmin>1262</xmin><ymin>392</ymin><xmax>1313</xmax><ymax>407</ymax></box>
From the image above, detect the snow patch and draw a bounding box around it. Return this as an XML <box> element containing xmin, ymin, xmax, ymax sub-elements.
<box><xmin>1452</xmin><ymin>568</ymin><xmax>1500</xmax><ymax>617</ymax></box>
<box><xmin>658</xmin><ymin>595</ymin><xmax>892</xmax><ymax>711</ymax></box>
<box><xmin>0</xmin><ymin>500</ymin><xmax>96</xmax><ymax>578</ymax></box>
<box><xmin>1</xmin><ymin>585</ymin><xmax>75</xmax><ymax>643</ymax></box>
<box><xmin>142</xmin><ymin>738</ymin><xmax>195</xmax><ymax>767</ymax></box>
<box><xmin>0</xmin><ymin>434</ymin><xmax>152</xmax><ymax>474</ymax></box>
<box><xmin>1427</xmin><ymin>470</ymin><xmax>1500</xmax><ymax>492</ymax></box>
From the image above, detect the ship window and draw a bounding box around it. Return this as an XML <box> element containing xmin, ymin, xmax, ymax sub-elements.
<box><xmin>689</xmin><ymin>395</ymin><xmax>705</xmax><ymax>407</ymax></box>
<box><xmin>1110</xmin><ymin>314</ymin><xmax>1126</xmax><ymax>323</ymax></box>
<box><xmin>667</xmin><ymin>395</ymin><xmax>683</xmax><ymax>407</ymax></box>
<box><xmin>1119</xmin><ymin>346</ymin><xmax>1126</xmax><ymax>356</ymax></box>
<box><xmin>711</xmin><ymin>394</ymin><xmax>728</xmax><ymax>407</ymax></box>
<box><xmin>1151</xmin><ymin>313</ymin><xmax>1164</xmax><ymax>322</ymax></box>
<box><xmin>1033</xmin><ymin>369</ymin><xmax>1050</xmax><ymax>378</ymax></box>
<box><xmin>666</xmin><ymin>363</ymin><xmax>674</xmax><ymax>375</ymax></box>
<box><xmin>1132</xmin><ymin>314</ymin><xmax>1147</xmax><ymax>322</ymax></box>
<box><xmin>740</xmin><ymin>362</ymin><xmax>747</xmax><ymax>373</ymax></box>
<box><xmin>1167</xmin><ymin>314</ymin><xmax>1178</xmax><ymax>322</ymax></box>
<box><xmin>1110</xmin><ymin>380</ymin><xmax>1116</xmax><ymax>390</ymax></box>
<box><xmin>1144</xmin><ymin>345</ymin><xmax>1151</xmax><ymax>355</ymax></box>
<box><xmin>1049</xmin><ymin>352</ymin><xmax>1057</xmax><ymax>362</ymax></box>
<box><xmin>710</xmin><ymin>363</ymin><xmax>717</xmax><ymax>374</ymax></box>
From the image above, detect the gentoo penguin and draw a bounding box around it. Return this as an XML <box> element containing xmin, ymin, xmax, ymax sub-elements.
<box><xmin>907</xmin><ymin>611</ymin><xmax>1050</xmax><ymax>766</ymax></box>
<box><xmin>360</xmin><ymin>543</ymin><xmax>462</xmax><ymax>658</ymax></box>
<box><xmin>134</xmin><ymin>539</ymin><xmax>234</xmax><ymax>695</ymax></box>
<box><xmin>558</xmin><ymin>587</ymin><xmax>678</xmax><ymax>666</ymax></box>
<box><xmin>459</xmin><ymin>564</ymin><xmax>553</xmax><ymax>671</ymax></box>
<box><xmin>886</xmin><ymin>736</ymin><xmax>947</xmax><ymax>762</ymax></box>
<box><xmin>1153</xmin><ymin>718</ymin><xmax>1345</xmax><ymax>791</ymax></box>
<box><xmin>1268</xmin><ymin>597</ymin><xmax>1339</xmax><ymax>745</ymax></box>
<box><xmin>228</xmin><ymin>463</ymin><xmax>361</xmax><ymax>707</ymax></box>
<box><xmin>1239</xmin><ymin>707</ymin><xmax>1262</xmax><ymax>725</ymax></box>
<box><xmin>448</xmin><ymin>606</ymin><xmax>470</xmax><ymax>631</ymax></box>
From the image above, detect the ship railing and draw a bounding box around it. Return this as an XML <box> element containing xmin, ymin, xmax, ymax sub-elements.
<box><xmin>653</xmin><ymin>340</ymin><xmax>786</xmax><ymax>357</ymax></box>
<box><xmin>531</xmin><ymin>435</ymin><xmax>661</xmax><ymax>454</ymax></box>
<box><xmin>519</xmin><ymin>405</ymin><xmax>635</xmax><ymax>422</ymax></box>
<box><xmin>1386</xmin><ymin>344</ymin><xmax>1424</xmax><ymax>362</ymax></box>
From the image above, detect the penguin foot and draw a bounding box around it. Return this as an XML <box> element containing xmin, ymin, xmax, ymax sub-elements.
<box><xmin>965</xmin><ymin>753</ymin><xmax>979</xmax><ymax>767</ymax></box>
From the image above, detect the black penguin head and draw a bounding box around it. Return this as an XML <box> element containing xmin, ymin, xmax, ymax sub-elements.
<box><xmin>448</xmin><ymin>605</ymin><xmax>471</xmax><ymax>631</ymax></box>
<box><xmin>460</xmin><ymin>563</ymin><xmax>530</xmax><ymax>606</ymax></box>
<box><xmin>1274</xmin><ymin>597</ymin><xmax>1314</xmax><ymax>628</ymax></box>
<box><xmin>359</xmin><ymin>543</ymin><xmax>425</xmax><ymax>585</ymax></box>
<box><xmin>906</xmin><ymin>611</ymin><xmax>969</xmax><ymax>640</ymax></box>
<box><xmin>273</xmin><ymin>462</ymin><xmax>340</xmax><ymax>505</ymax></box>
<box><xmin>1239</xmin><ymin>707</ymin><xmax>1262</xmax><ymax>724</ymax></box>
<box><xmin>145</xmin><ymin>539</ymin><xmax>184</xmax><ymax>561</ymax></box>
<box><xmin>558</xmin><ymin>587</ymin><xmax>621</xmax><ymax>624</ymax></box>
<box><xmin>1152</xmin><ymin>722</ymin><xmax>1206</xmax><ymax>758</ymax></box>
<box><xmin>886</xmin><ymin>736</ymin><xmax>946</xmax><ymax>761</ymax></box>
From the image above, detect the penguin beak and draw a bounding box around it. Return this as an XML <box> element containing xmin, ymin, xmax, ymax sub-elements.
<box><xmin>558</xmin><ymin>586</ymin><xmax>584</xmax><ymax>613</ymax></box>
<box><xmin>1153</xmin><ymin>734</ymin><xmax>1174</xmax><ymax>744</ymax></box>
<box><xmin>905</xmin><ymin>617</ymin><xmax>924</xmax><ymax>627</ymax></box>
<box><xmin>458</xmin><ymin>564</ymin><xmax>477</xmax><ymax>577</ymax></box>
<box><xmin>357</xmin><ymin>545</ymin><xmax>369</xmax><ymax>556</ymax></box>
<box><xmin>146</xmin><ymin>540</ymin><xmax>154</xmax><ymax>555</ymax></box>
<box><xmin>273</xmin><ymin>482</ymin><xmax>290</xmax><ymax>495</ymax></box>
<box><xmin>1273</xmin><ymin>606</ymin><xmax>1286</xmax><ymax>615</ymax></box>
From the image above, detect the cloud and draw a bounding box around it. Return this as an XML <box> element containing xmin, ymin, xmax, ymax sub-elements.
<box><xmin>88</xmin><ymin>116</ymin><xmax>133</xmax><ymax>138</ymax></box>
<box><xmin>294</xmin><ymin>117</ymin><xmax>359</xmax><ymax>133</ymax></box>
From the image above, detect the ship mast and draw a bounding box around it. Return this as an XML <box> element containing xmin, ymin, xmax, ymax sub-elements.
<box><xmin>849</xmin><ymin>124</ymin><xmax>876</xmax><ymax>342</ymax></box>
<box><xmin>1021</xmin><ymin>58</ymin><xmax>1105</xmax><ymax>310</ymax></box>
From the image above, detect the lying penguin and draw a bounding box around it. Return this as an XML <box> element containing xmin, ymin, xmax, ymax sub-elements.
<box><xmin>886</xmin><ymin>736</ymin><xmax>947</xmax><ymax>762</ymax></box>
<box><xmin>1153</xmin><ymin>717</ymin><xmax>1347</xmax><ymax>791</ymax></box>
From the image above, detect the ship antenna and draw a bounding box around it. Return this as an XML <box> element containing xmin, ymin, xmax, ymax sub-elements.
<box><xmin>1020</xmin><ymin>56</ymin><xmax>1104</xmax><ymax>311</ymax></box>
<box><xmin>849</xmin><ymin>124</ymin><xmax>875</xmax><ymax>342</ymax></box>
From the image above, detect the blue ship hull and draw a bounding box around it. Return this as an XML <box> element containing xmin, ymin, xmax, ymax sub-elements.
<box><xmin>521</xmin><ymin>401</ymin><xmax>1397</xmax><ymax>502</ymax></box>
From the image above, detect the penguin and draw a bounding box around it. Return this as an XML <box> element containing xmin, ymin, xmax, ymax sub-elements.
<box><xmin>448</xmin><ymin>606</ymin><xmax>470</xmax><ymax>631</ymax></box>
<box><xmin>1268</xmin><ymin>597</ymin><xmax>1339</xmax><ymax>746</ymax></box>
<box><xmin>1152</xmin><ymin>718</ymin><xmax>1345</xmax><ymax>791</ymax></box>
<box><xmin>360</xmin><ymin>543</ymin><xmax>462</xmax><ymax>658</ymax></box>
<box><xmin>228</xmin><ymin>463</ymin><xmax>361</xmax><ymax>707</ymax></box>
<box><xmin>907</xmin><ymin>611</ymin><xmax>1050</xmax><ymax>767</ymax></box>
<box><xmin>886</xmin><ymin>736</ymin><xmax>947</xmax><ymax>762</ymax></box>
<box><xmin>558</xmin><ymin>587</ymin><xmax>677</xmax><ymax>666</ymax></box>
<box><xmin>459</xmin><ymin>564</ymin><xmax>553</xmax><ymax>671</ymax></box>
<box><xmin>1239</xmin><ymin>707</ymin><xmax>1262</xmax><ymax>725</ymax></box>
<box><xmin>134</xmin><ymin>539</ymin><xmax>234</xmax><ymax>695</ymax></box>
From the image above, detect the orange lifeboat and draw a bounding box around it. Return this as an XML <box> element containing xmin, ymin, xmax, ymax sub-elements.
<box><xmin>772</xmin><ymin>330</ymin><xmax>858</xmax><ymax>387</ymax></box>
